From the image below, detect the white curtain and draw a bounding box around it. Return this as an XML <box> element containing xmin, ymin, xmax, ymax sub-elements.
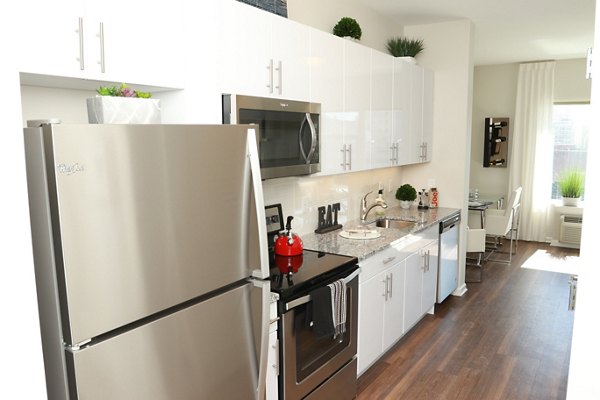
<box><xmin>508</xmin><ymin>61</ymin><xmax>555</xmax><ymax>242</ymax></box>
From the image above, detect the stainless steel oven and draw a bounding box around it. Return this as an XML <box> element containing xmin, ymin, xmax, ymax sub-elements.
<box><xmin>223</xmin><ymin>94</ymin><xmax>320</xmax><ymax>180</ymax></box>
<box><xmin>279</xmin><ymin>267</ymin><xmax>359</xmax><ymax>400</ymax></box>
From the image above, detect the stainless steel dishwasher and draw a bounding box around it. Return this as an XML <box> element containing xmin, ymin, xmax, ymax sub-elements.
<box><xmin>437</xmin><ymin>213</ymin><xmax>461</xmax><ymax>303</ymax></box>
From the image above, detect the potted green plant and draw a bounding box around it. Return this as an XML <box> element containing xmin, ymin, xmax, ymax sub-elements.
<box><xmin>87</xmin><ymin>83</ymin><xmax>161</xmax><ymax>124</ymax></box>
<box><xmin>559</xmin><ymin>169</ymin><xmax>585</xmax><ymax>206</ymax></box>
<box><xmin>333</xmin><ymin>17</ymin><xmax>362</xmax><ymax>41</ymax></box>
<box><xmin>396</xmin><ymin>184</ymin><xmax>417</xmax><ymax>209</ymax></box>
<box><xmin>386</xmin><ymin>37</ymin><xmax>424</xmax><ymax>61</ymax></box>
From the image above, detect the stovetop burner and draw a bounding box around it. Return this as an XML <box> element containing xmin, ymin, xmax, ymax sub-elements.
<box><xmin>269</xmin><ymin>249</ymin><xmax>358</xmax><ymax>301</ymax></box>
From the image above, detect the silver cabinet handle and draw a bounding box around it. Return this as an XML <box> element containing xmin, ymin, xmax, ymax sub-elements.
<box><xmin>267</xmin><ymin>59</ymin><xmax>274</xmax><ymax>94</ymax></box>
<box><xmin>389</xmin><ymin>144</ymin><xmax>395</xmax><ymax>163</ymax></box>
<box><xmin>395</xmin><ymin>143</ymin><xmax>399</xmax><ymax>164</ymax></box>
<box><xmin>347</xmin><ymin>144</ymin><xmax>352</xmax><ymax>170</ymax></box>
<box><xmin>275</xmin><ymin>60</ymin><xmax>282</xmax><ymax>95</ymax></box>
<box><xmin>340</xmin><ymin>144</ymin><xmax>347</xmax><ymax>170</ymax></box>
<box><xmin>421</xmin><ymin>251</ymin><xmax>427</xmax><ymax>270</ymax></box>
<box><xmin>77</xmin><ymin>18</ymin><xmax>85</xmax><ymax>70</ymax></box>
<box><xmin>272</xmin><ymin>338</ymin><xmax>279</xmax><ymax>376</ymax></box>
<box><xmin>382</xmin><ymin>256</ymin><xmax>396</xmax><ymax>265</ymax></box>
<box><xmin>382</xmin><ymin>277</ymin><xmax>388</xmax><ymax>300</ymax></box>
<box><xmin>98</xmin><ymin>22</ymin><xmax>105</xmax><ymax>73</ymax></box>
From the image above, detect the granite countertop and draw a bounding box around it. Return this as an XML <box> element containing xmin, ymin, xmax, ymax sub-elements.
<box><xmin>301</xmin><ymin>206</ymin><xmax>461</xmax><ymax>261</ymax></box>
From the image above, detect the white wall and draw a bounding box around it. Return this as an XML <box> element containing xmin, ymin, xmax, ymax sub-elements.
<box><xmin>567</xmin><ymin>2</ymin><xmax>600</xmax><ymax>395</ymax></box>
<box><xmin>287</xmin><ymin>0</ymin><xmax>403</xmax><ymax>53</ymax></box>
<box><xmin>401</xmin><ymin>20</ymin><xmax>475</xmax><ymax>293</ymax></box>
<box><xmin>263</xmin><ymin>168</ymin><xmax>405</xmax><ymax>236</ymax></box>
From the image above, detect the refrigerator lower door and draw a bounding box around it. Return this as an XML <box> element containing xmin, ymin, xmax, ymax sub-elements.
<box><xmin>65</xmin><ymin>280</ymin><xmax>270</xmax><ymax>400</ymax></box>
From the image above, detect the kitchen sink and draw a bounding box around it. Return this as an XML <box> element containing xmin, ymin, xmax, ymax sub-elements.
<box><xmin>373</xmin><ymin>219</ymin><xmax>417</xmax><ymax>229</ymax></box>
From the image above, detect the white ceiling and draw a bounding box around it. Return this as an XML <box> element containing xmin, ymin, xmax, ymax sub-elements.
<box><xmin>360</xmin><ymin>0</ymin><xmax>596</xmax><ymax>66</ymax></box>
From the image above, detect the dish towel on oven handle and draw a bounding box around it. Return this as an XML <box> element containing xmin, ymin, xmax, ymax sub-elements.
<box><xmin>330</xmin><ymin>279</ymin><xmax>347</xmax><ymax>337</ymax></box>
<box><xmin>310</xmin><ymin>278</ymin><xmax>347</xmax><ymax>339</ymax></box>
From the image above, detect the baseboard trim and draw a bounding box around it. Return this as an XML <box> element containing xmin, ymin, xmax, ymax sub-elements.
<box><xmin>452</xmin><ymin>283</ymin><xmax>468</xmax><ymax>297</ymax></box>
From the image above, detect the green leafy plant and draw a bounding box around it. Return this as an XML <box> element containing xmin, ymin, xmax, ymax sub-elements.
<box><xmin>559</xmin><ymin>169</ymin><xmax>585</xmax><ymax>198</ymax></box>
<box><xmin>96</xmin><ymin>83</ymin><xmax>152</xmax><ymax>99</ymax></box>
<box><xmin>333</xmin><ymin>17</ymin><xmax>362</xmax><ymax>40</ymax></box>
<box><xmin>396</xmin><ymin>184</ymin><xmax>417</xmax><ymax>201</ymax></box>
<box><xmin>386</xmin><ymin>37</ymin><xmax>425</xmax><ymax>58</ymax></box>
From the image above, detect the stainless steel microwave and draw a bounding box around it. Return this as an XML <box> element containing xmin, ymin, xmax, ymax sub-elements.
<box><xmin>222</xmin><ymin>94</ymin><xmax>321</xmax><ymax>180</ymax></box>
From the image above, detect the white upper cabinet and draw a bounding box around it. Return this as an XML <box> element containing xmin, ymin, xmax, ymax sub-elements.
<box><xmin>221</xmin><ymin>1</ymin><xmax>310</xmax><ymax>101</ymax></box>
<box><xmin>341</xmin><ymin>39</ymin><xmax>371</xmax><ymax>173</ymax></box>
<box><xmin>392</xmin><ymin>59</ymin><xmax>434</xmax><ymax>165</ymax></box>
<box><xmin>18</xmin><ymin>0</ymin><xmax>184</xmax><ymax>88</ymax></box>
<box><xmin>17</xmin><ymin>0</ymin><xmax>85</xmax><ymax>77</ymax></box>
<box><xmin>421</xmin><ymin>68</ymin><xmax>434</xmax><ymax>163</ymax></box>
<box><xmin>370</xmin><ymin>50</ymin><xmax>394</xmax><ymax>169</ymax></box>
<box><xmin>309</xmin><ymin>29</ymin><xmax>345</xmax><ymax>174</ymax></box>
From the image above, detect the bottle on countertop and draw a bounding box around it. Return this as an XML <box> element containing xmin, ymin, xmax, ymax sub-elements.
<box><xmin>430</xmin><ymin>188</ymin><xmax>438</xmax><ymax>208</ymax></box>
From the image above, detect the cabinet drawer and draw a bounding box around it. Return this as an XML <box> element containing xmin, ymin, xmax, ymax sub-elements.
<box><xmin>359</xmin><ymin>246</ymin><xmax>405</xmax><ymax>282</ymax></box>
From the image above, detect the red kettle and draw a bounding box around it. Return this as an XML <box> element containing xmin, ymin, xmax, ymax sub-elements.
<box><xmin>274</xmin><ymin>216</ymin><xmax>304</xmax><ymax>256</ymax></box>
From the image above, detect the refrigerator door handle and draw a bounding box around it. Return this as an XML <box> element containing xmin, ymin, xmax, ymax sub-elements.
<box><xmin>253</xmin><ymin>279</ymin><xmax>271</xmax><ymax>400</ymax></box>
<box><xmin>248</xmin><ymin>128</ymin><xmax>269</xmax><ymax>279</ymax></box>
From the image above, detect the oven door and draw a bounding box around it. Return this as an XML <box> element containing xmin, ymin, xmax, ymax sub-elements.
<box><xmin>280</xmin><ymin>274</ymin><xmax>358</xmax><ymax>400</ymax></box>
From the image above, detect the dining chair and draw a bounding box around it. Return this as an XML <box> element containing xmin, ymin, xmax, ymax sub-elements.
<box><xmin>466</xmin><ymin>226</ymin><xmax>486</xmax><ymax>282</ymax></box>
<box><xmin>484</xmin><ymin>186</ymin><xmax>522</xmax><ymax>263</ymax></box>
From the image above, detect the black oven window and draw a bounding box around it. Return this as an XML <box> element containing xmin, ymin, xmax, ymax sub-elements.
<box><xmin>293</xmin><ymin>287</ymin><xmax>352</xmax><ymax>381</ymax></box>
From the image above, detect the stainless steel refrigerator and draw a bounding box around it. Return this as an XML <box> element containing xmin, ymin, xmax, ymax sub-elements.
<box><xmin>24</xmin><ymin>121</ymin><xmax>270</xmax><ymax>400</ymax></box>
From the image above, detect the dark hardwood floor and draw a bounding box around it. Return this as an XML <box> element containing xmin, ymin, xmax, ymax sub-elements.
<box><xmin>357</xmin><ymin>241</ymin><xmax>579</xmax><ymax>400</ymax></box>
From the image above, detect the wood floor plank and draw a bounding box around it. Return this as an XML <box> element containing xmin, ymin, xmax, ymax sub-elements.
<box><xmin>357</xmin><ymin>241</ymin><xmax>577</xmax><ymax>400</ymax></box>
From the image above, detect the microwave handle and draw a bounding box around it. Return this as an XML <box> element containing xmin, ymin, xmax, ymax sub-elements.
<box><xmin>299</xmin><ymin>113</ymin><xmax>317</xmax><ymax>164</ymax></box>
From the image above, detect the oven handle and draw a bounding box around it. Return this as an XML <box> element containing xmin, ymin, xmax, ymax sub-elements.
<box><xmin>284</xmin><ymin>267</ymin><xmax>361</xmax><ymax>311</ymax></box>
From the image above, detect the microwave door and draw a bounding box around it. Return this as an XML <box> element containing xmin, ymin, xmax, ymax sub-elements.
<box><xmin>299</xmin><ymin>113</ymin><xmax>317</xmax><ymax>164</ymax></box>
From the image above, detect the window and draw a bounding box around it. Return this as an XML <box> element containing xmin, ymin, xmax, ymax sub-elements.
<box><xmin>551</xmin><ymin>103</ymin><xmax>590</xmax><ymax>199</ymax></box>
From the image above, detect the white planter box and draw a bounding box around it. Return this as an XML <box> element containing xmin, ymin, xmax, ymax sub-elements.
<box><xmin>87</xmin><ymin>96</ymin><xmax>161</xmax><ymax>124</ymax></box>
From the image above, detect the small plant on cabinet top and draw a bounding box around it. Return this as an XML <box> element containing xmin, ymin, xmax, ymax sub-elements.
<box><xmin>395</xmin><ymin>184</ymin><xmax>417</xmax><ymax>201</ymax></box>
<box><xmin>96</xmin><ymin>83</ymin><xmax>152</xmax><ymax>99</ymax></box>
<box><xmin>386</xmin><ymin>37</ymin><xmax>425</xmax><ymax>58</ymax></box>
<box><xmin>333</xmin><ymin>17</ymin><xmax>362</xmax><ymax>40</ymax></box>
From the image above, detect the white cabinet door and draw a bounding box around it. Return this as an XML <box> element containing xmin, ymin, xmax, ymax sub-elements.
<box><xmin>403</xmin><ymin>251</ymin><xmax>424</xmax><ymax>331</ymax></box>
<box><xmin>421</xmin><ymin>240</ymin><xmax>439</xmax><ymax>315</ymax></box>
<box><xmin>421</xmin><ymin>68</ymin><xmax>434</xmax><ymax>162</ymax></box>
<box><xmin>271</xmin><ymin>16</ymin><xmax>310</xmax><ymax>100</ymax></box>
<box><xmin>358</xmin><ymin>272</ymin><xmax>386</xmax><ymax>374</ymax></box>
<box><xmin>220</xmin><ymin>0</ymin><xmax>272</xmax><ymax>96</ymax></box>
<box><xmin>392</xmin><ymin>59</ymin><xmax>412</xmax><ymax>166</ymax></box>
<box><xmin>382</xmin><ymin>262</ymin><xmax>406</xmax><ymax>350</ymax></box>
<box><xmin>343</xmin><ymin>40</ymin><xmax>371</xmax><ymax>172</ymax></box>
<box><xmin>310</xmin><ymin>29</ymin><xmax>345</xmax><ymax>174</ymax></box>
<box><xmin>370</xmin><ymin>50</ymin><xmax>394</xmax><ymax>169</ymax></box>
<box><xmin>17</xmin><ymin>0</ymin><xmax>86</xmax><ymax>77</ymax></box>
<box><xmin>266</xmin><ymin>329</ymin><xmax>279</xmax><ymax>400</ymax></box>
<box><xmin>88</xmin><ymin>0</ymin><xmax>184</xmax><ymax>88</ymax></box>
<box><xmin>408</xmin><ymin>64</ymin><xmax>424</xmax><ymax>164</ymax></box>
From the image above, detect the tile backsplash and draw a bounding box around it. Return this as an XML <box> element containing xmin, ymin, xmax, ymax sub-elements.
<box><xmin>262</xmin><ymin>168</ymin><xmax>407</xmax><ymax>236</ymax></box>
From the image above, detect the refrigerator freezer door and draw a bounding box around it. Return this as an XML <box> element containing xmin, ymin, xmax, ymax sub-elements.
<box><xmin>66</xmin><ymin>280</ymin><xmax>269</xmax><ymax>400</ymax></box>
<box><xmin>32</xmin><ymin>123</ymin><xmax>267</xmax><ymax>345</ymax></box>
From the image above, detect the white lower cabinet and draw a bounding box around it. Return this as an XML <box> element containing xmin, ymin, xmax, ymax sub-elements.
<box><xmin>358</xmin><ymin>231</ymin><xmax>440</xmax><ymax>376</ymax></box>
<box><xmin>358</xmin><ymin>247</ymin><xmax>405</xmax><ymax>375</ymax></box>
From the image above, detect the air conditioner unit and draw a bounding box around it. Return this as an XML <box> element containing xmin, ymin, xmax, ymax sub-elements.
<box><xmin>560</xmin><ymin>215</ymin><xmax>583</xmax><ymax>245</ymax></box>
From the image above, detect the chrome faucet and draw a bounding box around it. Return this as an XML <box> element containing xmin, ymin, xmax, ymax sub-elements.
<box><xmin>361</xmin><ymin>189</ymin><xmax>388</xmax><ymax>222</ymax></box>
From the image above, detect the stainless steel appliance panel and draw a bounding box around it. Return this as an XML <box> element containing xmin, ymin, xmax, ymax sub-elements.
<box><xmin>67</xmin><ymin>280</ymin><xmax>268</xmax><ymax>400</ymax></box>
<box><xmin>437</xmin><ymin>213</ymin><xmax>460</xmax><ymax>303</ymax></box>
<box><xmin>33</xmin><ymin>124</ymin><xmax>265</xmax><ymax>344</ymax></box>
<box><xmin>281</xmin><ymin>275</ymin><xmax>358</xmax><ymax>400</ymax></box>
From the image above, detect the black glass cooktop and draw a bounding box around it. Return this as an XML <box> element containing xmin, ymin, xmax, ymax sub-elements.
<box><xmin>269</xmin><ymin>249</ymin><xmax>358</xmax><ymax>301</ymax></box>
